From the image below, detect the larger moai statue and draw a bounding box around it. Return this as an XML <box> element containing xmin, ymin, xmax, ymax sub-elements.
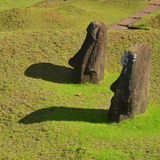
<box><xmin>108</xmin><ymin>44</ymin><xmax>152</xmax><ymax>122</ymax></box>
<box><xmin>68</xmin><ymin>21</ymin><xmax>107</xmax><ymax>84</ymax></box>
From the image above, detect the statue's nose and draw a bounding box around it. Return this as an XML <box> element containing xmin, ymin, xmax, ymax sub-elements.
<box><xmin>110</xmin><ymin>78</ymin><xmax>119</xmax><ymax>93</ymax></box>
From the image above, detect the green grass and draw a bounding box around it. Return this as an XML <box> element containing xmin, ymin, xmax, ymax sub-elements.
<box><xmin>0</xmin><ymin>0</ymin><xmax>43</xmax><ymax>11</ymax></box>
<box><xmin>130</xmin><ymin>9</ymin><xmax>160</xmax><ymax>31</ymax></box>
<box><xmin>0</xmin><ymin>0</ymin><xmax>160</xmax><ymax>159</ymax></box>
<box><xmin>0</xmin><ymin>0</ymin><xmax>148</xmax><ymax>32</ymax></box>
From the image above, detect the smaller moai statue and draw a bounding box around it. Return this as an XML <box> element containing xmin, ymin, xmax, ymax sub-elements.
<box><xmin>108</xmin><ymin>44</ymin><xmax>152</xmax><ymax>122</ymax></box>
<box><xmin>68</xmin><ymin>21</ymin><xmax>107</xmax><ymax>84</ymax></box>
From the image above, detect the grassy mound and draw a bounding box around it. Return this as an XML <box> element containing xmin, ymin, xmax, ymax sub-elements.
<box><xmin>0</xmin><ymin>7</ymin><xmax>67</xmax><ymax>32</ymax></box>
<box><xmin>0</xmin><ymin>0</ymin><xmax>149</xmax><ymax>32</ymax></box>
<box><xmin>130</xmin><ymin>10</ymin><xmax>160</xmax><ymax>30</ymax></box>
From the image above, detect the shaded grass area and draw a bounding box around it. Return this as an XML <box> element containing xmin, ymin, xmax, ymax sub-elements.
<box><xmin>0</xmin><ymin>0</ymin><xmax>160</xmax><ymax>159</ymax></box>
<box><xmin>25</xmin><ymin>63</ymin><xmax>73</xmax><ymax>83</ymax></box>
<box><xmin>19</xmin><ymin>106</ymin><xmax>108</xmax><ymax>124</ymax></box>
<box><xmin>0</xmin><ymin>104</ymin><xmax>160</xmax><ymax>159</ymax></box>
<box><xmin>130</xmin><ymin>9</ymin><xmax>160</xmax><ymax>31</ymax></box>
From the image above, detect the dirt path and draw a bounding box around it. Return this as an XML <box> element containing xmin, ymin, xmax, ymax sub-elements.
<box><xmin>108</xmin><ymin>0</ymin><xmax>160</xmax><ymax>30</ymax></box>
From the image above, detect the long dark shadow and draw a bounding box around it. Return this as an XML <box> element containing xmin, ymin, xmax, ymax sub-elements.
<box><xmin>19</xmin><ymin>106</ymin><xmax>110</xmax><ymax>124</ymax></box>
<box><xmin>25</xmin><ymin>63</ymin><xmax>73</xmax><ymax>84</ymax></box>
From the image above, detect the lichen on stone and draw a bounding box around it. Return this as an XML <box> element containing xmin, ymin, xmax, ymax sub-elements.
<box><xmin>121</xmin><ymin>50</ymin><xmax>129</xmax><ymax>67</ymax></box>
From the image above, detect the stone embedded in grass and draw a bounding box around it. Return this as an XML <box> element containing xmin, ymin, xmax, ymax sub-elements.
<box><xmin>108</xmin><ymin>44</ymin><xmax>152</xmax><ymax>122</ymax></box>
<box><xmin>68</xmin><ymin>21</ymin><xmax>107</xmax><ymax>84</ymax></box>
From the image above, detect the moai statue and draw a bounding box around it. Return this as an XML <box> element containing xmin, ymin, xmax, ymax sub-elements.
<box><xmin>108</xmin><ymin>44</ymin><xmax>152</xmax><ymax>122</ymax></box>
<box><xmin>68</xmin><ymin>21</ymin><xmax>107</xmax><ymax>84</ymax></box>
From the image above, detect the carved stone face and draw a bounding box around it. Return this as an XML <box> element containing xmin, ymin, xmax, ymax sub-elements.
<box><xmin>87</xmin><ymin>21</ymin><xmax>101</xmax><ymax>40</ymax></box>
<box><xmin>68</xmin><ymin>21</ymin><xmax>107</xmax><ymax>84</ymax></box>
<box><xmin>108</xmin><ymin>44</ymin><xmax>152</xmax><ymax>122</ymax></box>
<box><xmin>111</xmin><ymin>51</ymin><xmax>134</xmax><ymax>103</ymax></box>
<box><xmin>109</xmin><ymin>51</ymin><xmax>134</xmax><ymax>122</ymax></box>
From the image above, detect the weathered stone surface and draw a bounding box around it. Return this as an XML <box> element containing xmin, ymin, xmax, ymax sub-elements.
<box><xmin>68</xmin><ymin>21</ymin><xmax>107</xmax><ymax>84</ymax></box>
<box><xmin>108</xmin><ymin>44</ymin><xmax>152</xmax><ymax>122</ymax></box>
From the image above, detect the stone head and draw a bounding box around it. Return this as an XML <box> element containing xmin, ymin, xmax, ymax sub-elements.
<box><xmin>109</xmin><ymin>44</ymin><xmax>152</xmax><ymax>122</ymax></box>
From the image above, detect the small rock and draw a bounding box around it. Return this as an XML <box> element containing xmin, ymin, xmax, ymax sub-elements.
<box><xmin>75</xmin><ymin>93</ymin><xmax>82</xmax><ymax>96</ymax></box>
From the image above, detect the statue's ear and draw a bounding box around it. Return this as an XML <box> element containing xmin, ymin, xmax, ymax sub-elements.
<box><xmin>87</xmin><ymin>22</ymin><xmax>100</xmax><ymax>40</ymax></box>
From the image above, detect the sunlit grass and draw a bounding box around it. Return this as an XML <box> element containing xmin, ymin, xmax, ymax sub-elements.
<box><xmin>0</xmin><ymin>0</ymin><xmax>148</xmax><ymax>32</ymax></box>
<box><xmin>0</xmin><ymin>0</ymin><xmax>43</xmax><ymax>11</ymax></box>
<box><xmin>130</xmin><ymin>9</ymin><xmax>160</xmax><ymax>31</ymax></box>
<box><xmin>0</xmin><ymin>0</ymin><xmax>160</xmax><ymax>159</ymax></box>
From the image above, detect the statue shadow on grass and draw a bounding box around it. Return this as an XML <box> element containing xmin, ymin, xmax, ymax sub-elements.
<box><xmin>25</xmin><ymin>63</ymin><xmax>73</xmax><ymax>84</ymax></box>
<box><xmin>19</xmin><ymin>106</ymin><xmax>110</xmax><ymax>124</ymax></box>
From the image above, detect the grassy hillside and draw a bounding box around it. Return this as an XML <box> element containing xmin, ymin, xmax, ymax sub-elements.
<box><xmin>0</xmin><ymin>0</ymin><xmax>148</xmax><ymax>32</ymax></box>
<box><xmin>0</xmin><ymin>0</ymin><xmax>160</xmax><ymax>159</ymax></box>
<box><xmin>130</xmin><ymin>9</ymin><xmax>160</xmax><ymax>31</ymax></box>
<box><xmin>0</xmin><ymin>0</ymin><xmax>43</xmax><ymax>11</ymax></box>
